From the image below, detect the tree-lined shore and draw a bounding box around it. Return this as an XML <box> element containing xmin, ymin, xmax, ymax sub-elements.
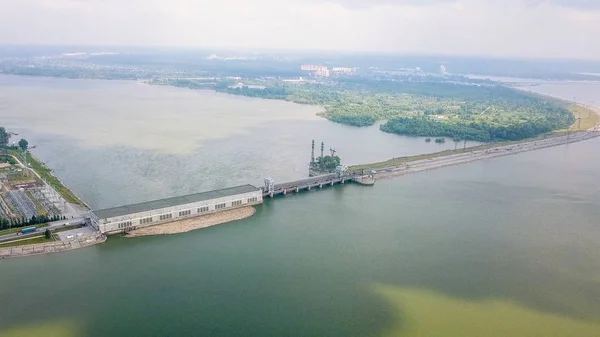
<box><xmin>207</xmin><ymin>78</ymin><xmax>575</xmax><ymax>142</ymax></box>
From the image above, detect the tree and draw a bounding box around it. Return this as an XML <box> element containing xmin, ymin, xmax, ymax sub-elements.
<box><xmin>18</xmin><ymin>138</ymin><xmax>28</xmax><ymax>152</ymax></box>
<box><xmin>313</xmin><ymin>155</ymin><xmax>341</xmax><ymax>172</ymax></box>
<box><xmin>0</xmin><ymin>127</ymin><xmax>9</xmax><ymax>147</ymax></box>
<box><xmin>44</xmin><ymin>229</ymin><xmax>52</xmax><ymax>240</ymax></box>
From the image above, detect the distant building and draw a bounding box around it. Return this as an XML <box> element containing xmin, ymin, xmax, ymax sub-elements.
<box><xmin>440</xmin><ymin>65</ymin><xmax>447</xmax><ymax>75</ymax></box>
<box><xmin>314</xmin><ymin>66</ymin><xmax>329</xmax><ymax>77</ymax></box>
<box><xmin>331</xmin><ymin>67</ymin><xmax>356</xmax><ymax>74</ymax></box>
<box><xmin>301</xmin><ymin>65</ymin><xmax>330</xmax><ymax>77</ymax></box>
<box><xmin>301</xmin><ymin>64</ymin><xmax>321</xmax><ymax>71</ymax></box>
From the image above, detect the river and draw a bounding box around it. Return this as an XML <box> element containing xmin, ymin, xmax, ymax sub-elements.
<box><xmin>0</xmin><ymin>75</ymin><xmax>482</xmax><ymax>209</ymax></box>
<box><xmin>0</xmin><ymin>76</ymin><xmax>599</xmax><ymax>337</ymax></box>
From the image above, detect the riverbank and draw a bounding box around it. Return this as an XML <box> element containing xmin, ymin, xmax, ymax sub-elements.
<box><xmin>125</xmin><ymin>207</ymin><xmax>256</xmax><ymax>237</ymax></box>
<box><xmin>351</xmin><ymin>100</ymin><xmax>600</xmax><ymax>172</ymax></box>
<box><xmin>0</xmin><ymin>232</ymin><xmax>106</xmax><ymax>259</ymax></box>
<box><xmin>524</xmin><ymin>91</ymin><xmax>600</xmax><ymax>132</ymax></box>
<box><xmin>362</xmin><ymin>130</ymin><xmax>598</xmax><ymax>181</ymax></box>
<box><xmin>8</xmin><ymin>150</ymin><xmax>88</xmax><ymax>209</ymax></box>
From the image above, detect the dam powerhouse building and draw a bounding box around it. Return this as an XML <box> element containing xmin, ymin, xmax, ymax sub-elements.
<box><xmin>91</xmin><ymin>185</ymin><xmax>263</xmax><ymax>235</ymax></box>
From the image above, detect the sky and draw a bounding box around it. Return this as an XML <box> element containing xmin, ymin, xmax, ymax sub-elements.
<box><xmin>0</xmin><ymin>0</ymin><xmax>599</xmax><ymax>59</ymax></box>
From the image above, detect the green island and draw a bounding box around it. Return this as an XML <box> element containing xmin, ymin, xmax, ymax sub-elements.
<box><xmin>201</xmin><ymin>77</ymin><xmax>575</xmax><ymax>142</ymax></box>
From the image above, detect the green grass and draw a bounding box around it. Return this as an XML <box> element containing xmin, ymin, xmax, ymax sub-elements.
<box><xmin>0</xmin><ymin>235</ymin><xmax>52</xmax><ymax>247</ymax></box>
<box><xmin>0</xmin><ymin>224</ymin><xmax>49</xmax><ymax>236</ymax></box>
<box><xmin>8</xmin><ymin>151</ymin><xmax>87</xmax><ymax>208</ymax></box>
<box><xmin>374</xmin><ymin>284</ymin><xmax>600</xmax><ymax>337</ymax></box>
<box><xmin>567</xmin><ymin>104</ymin><xmax>599</xmax><ymax>131</ymax></box>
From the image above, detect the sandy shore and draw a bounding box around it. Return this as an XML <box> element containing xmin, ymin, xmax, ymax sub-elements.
<box><xmin>125</xmin><ymin>206</ymin><xmax>256</xmax><ymax>237</ymax></box>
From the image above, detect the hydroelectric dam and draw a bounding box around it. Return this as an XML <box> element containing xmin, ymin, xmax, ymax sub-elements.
<box><xmin>90</xmin><ymin>141</ymin><xmax>375</xmax><ymax>235</ymax></box>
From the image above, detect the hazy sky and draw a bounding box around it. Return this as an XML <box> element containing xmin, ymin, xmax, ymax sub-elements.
<box><xmin>1</xmin><ymin>0</ymin><xmax>599</xmax><ymax>59</ymax></box>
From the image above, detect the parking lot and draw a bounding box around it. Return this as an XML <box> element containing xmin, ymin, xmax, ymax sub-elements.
<box><xmin>56</xmin><ymin>226</ymin><xmax>97</xmax><ymax>241</ymax></box>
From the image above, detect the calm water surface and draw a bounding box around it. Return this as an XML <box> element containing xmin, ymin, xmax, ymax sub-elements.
<box><xmin>0</xmin><ymin>75</ymin><xmax>481</xmax><ymax>208</ymax></box>
<box><xmin>0</xmin><ymin>76</ymin><xmax>599</xmax><ymax>336</ymax></box>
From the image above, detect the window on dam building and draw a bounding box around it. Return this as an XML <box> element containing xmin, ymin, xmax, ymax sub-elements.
<box><xmin>179</xmin><ymin>210</ymin><xmax>191</xmax><ymax>217</ymax></box>
<box><xmin>232</xmin><ymin>200</ymin><xmax>242</xmax><ymax>206</ymax></box>
<box><xmin>140</xmin><ymin>217</ymin><xmax>153</xmax><ymax>225</ymax></box>
<box><xmin>215</xmin><ymin>203</ymin><xmax>226</xmax><ymax>210</ymax></box>
<box><xmin>118</xmin><ymin>221</ymin><xmax>132</xmax><ymax>229</ymax></box>
<box><xmin>159</xmin><ymin>214</ymin><xmax>173</xmax><ymax>221</ymax></box>
<box><xmin>247</xmin><ymin>197</ymin><xmax>258</xmax><ymax>203</ymax></box>
<box><xmin>198</xmin><ymin>206</ymin><xmax>209</xmax><ymax>213</ymax></box>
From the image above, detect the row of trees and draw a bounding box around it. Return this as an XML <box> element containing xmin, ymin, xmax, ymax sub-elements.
<box><xmin>216</xmin><ymin>85</ymin><xmax>290</xmax><ymax>100</ymax></box>
<box><xmin>380</xmin><ymin>115</ymin><xmax>573</xmax><ymax>142</ymax></box>
<box><xmin>0</xmin><ymin>214</ymin><xmax>66</xmax><ymax>230</ymax></box>
<box><xmin>380</xmin><ymin>117</ymin><xmax>492</xmax><ymax>141</ymax></box>
<box><xmin>0</xmin><ymin>127</ymin><xmax>9</xmax><ymax>147</ymax></box>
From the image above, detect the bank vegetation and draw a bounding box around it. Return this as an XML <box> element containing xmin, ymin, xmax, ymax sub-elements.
<box><xmin>208</xmin><ymin>78</ymin><xmax>575</xmax><ymax>142</ymax></box>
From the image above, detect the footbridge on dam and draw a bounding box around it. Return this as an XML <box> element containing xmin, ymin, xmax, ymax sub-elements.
<box><xmin>262</xmin><ymin>170</ymin><xmax>374</xmax><ymax>198</ymax></box>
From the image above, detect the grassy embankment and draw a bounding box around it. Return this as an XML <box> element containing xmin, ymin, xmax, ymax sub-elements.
<box><xmin>0</xmin><ymin>236</ymin><xmax>52</xmax><ymax>247</ymax></box>
<box><xmin>552</xmin><ymin>102</ymin><xmax>599</xmax><ymax>134</ymax></box>
<box><xmin>349</xmin><ymin>104</ymin><xmax>598</xmax><ymax>172</ymax></box>
<box><xmin>8</xmin><ymin>150</ymin><xmax>87</xmax><ymax>208</ymax></box>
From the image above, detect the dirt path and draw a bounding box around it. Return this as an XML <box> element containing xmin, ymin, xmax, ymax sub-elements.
<box><xmin>125</xmin><ymin>207</ymin><xmax>256</xmax><ymax>237</ymax></box>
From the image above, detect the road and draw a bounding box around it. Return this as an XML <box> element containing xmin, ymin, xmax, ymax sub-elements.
<box><xmin>372</xmin><ymin>130</ymin><xmax>599</xmax><ymax>181</ymax></box>
<box><xmin>0</xmin><ymin>217</ymin><xmax>85</xmax><ymax>243</ymax></box>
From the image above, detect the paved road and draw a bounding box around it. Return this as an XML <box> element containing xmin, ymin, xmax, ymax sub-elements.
<box><xmin>0</xmin><ymin>218</ymin><xmax>85</xmax><ymax>243</ymax></box>
<box><xmin>373</xmin><ymin>130</ymin><xmax>600</xmax><ymax>180</ymax></box>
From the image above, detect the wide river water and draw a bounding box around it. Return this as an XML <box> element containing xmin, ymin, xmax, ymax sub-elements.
<box><xmin>1</xmin><ymin>75</ymin><xmax>599</xmax><ymax>336</ymax></box>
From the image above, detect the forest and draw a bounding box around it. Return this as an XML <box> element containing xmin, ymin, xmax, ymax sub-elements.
<box><xmin>204</xmin><ymin>78</ymin><xmax>573</xmax><ymax>142</ymax></box>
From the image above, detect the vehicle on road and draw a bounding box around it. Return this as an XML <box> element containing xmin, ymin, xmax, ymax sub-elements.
<box><xmin>17</xmin><ymin>227</ymin><xmax>37</xmax><ymax>235</ymax></box>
